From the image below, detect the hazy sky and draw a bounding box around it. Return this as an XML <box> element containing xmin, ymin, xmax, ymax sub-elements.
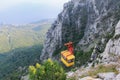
<box><xmin>0</xmin><ymin>0</ymin><xmax>70</xmax><ymax>24</ymax></box>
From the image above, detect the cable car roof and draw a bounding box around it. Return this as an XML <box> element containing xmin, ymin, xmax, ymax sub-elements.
<box><xmin>61</xmin><ymin>50</ymin><xmax>75</xmax><ymax>60</ymax></box>
<box><xmin>67</xmin><ymin>55</ymin><xmax>75</xmax><ymax>60</ymax></box>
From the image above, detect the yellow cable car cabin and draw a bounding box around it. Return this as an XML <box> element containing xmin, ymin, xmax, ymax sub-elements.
<box><xmin>60</xmin><ymin>42</ymin><xmax>75</xmax><ymax>67</ymax></box>
<box><xmin>61</xmin><ymin>50</ymin><xmax>75</xmax><ymax>67</ymax></box>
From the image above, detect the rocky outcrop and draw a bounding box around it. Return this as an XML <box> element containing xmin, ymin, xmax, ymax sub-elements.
<box><xmin>67</xmin><ymin>63</ymin><xmax>120</xmax><ymax>80</ymax></box>
<box><xmin>78</xmin><ymin>72</ymin><xmax>119</xmax><ymax>80</ymax></box>
<box><xmin>40</xmin><ymin>19</ymin><xmax>63</xmax><ymax>59</ymax></box>
<box><xmin>79</xmin><ymin>76</ymin><xmax>102</xmax><ymax>80</ymax></box>
<box><xmin>40</xmin><ymin>0</ymin><xmax>120</xmax><ymax>60</ymax></box>
<box><xmin>102</xmin><ymin>20</ymin><xmax>120</xmax><ymax>63</ymax></box>
<box><xmin>116</xmin><ymin>73</ymin><xmax>120</xmax><ymax>80</ymax></box>
<box><xmin>69</xmin><ymin>72</ymin><xmax>120</xmax><ymax>80</ymax></box>
<box><xmin>97</xmin><ymin>72</ymin><xmax>116</xmax><ymax>80</ymax></box>
<box><xmin>40</xmin><ymin>0</ymin><xmax>120</xmax><ymax>61</ymax></box>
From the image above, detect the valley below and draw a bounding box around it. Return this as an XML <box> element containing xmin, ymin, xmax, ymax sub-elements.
<box><xmin>0</xmin><ymin>19</ymin><xmax>53</xmax><ymax>80</ymax></box>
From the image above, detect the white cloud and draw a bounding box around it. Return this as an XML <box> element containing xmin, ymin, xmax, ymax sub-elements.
<box><xmin>0</xmin><ymin>0</ymin><xmax>70</xmax><ymax>11</ymax></box>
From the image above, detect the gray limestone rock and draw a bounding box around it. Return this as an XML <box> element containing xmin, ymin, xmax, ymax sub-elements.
<box><xmin>97</xmin><ymin>72</ymin><xmax>116</xmax><ymax>80</ymax></box>
<box><xmin>115</xmin><ymin>73</ymin><xmax>120</xmax><ymax>80</ymax></box>
<box><xmin>40</xmin><ymin>0</ymin><xmax>120</xmax><ymax>61</ymax></box>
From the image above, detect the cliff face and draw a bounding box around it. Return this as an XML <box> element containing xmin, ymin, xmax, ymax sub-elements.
<box><xmin>102</xmin><ymin>20</ymin><xmax>120</xmax><ymax>63</ymax></box>
<box><xmin>40</xmin><ymin>0</ymin><xmax>120</xmax><ymax>60</ymax></box>
<box><xmin>66</xmin><ymin>20</ymin><xmax>120</xmax><ymax>79</ymax></box>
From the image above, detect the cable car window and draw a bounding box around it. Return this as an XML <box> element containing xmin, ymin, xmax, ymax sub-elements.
<box><xmin>61</xmin><ymin>55</ymin><xmax>67</xmax><ymax>61</ymax></box>
<box><xmin>67</xmin><ymin>59</ymin><xmax>74</xmax><ymax>63</ymax></box>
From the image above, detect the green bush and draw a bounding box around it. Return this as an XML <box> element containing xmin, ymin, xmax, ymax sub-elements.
<box><xmin>75</xmin><ymin>48</ymin><xmax>93</xmax><ymax>67</ymax></box>
<box><xmin>29</xmin><ymin>59</ymin><xmax>66</xmax><ymax>80</ymax></box>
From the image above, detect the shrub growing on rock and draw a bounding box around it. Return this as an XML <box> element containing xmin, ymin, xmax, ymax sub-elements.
<box><xmin>28</xmin><ymin>59</ymin><xmax>66</xmax><ymax>80</ymax></box>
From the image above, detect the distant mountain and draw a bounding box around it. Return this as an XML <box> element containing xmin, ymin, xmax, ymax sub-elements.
<box><xmin>0</xmin><ymin>19</ymin><xmax>53</xmax><ymax>53</ymax></box>
<box><xmin>0</xmin><ymin>19</ymin><xmax>53</xmax><ymax>80</ymax></box>
<box><xmin>30</xmin><ymin>18</ymin><xmax>55</xmax><ymax>24</ymax></box>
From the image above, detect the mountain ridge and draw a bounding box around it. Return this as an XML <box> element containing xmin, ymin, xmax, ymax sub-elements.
<box><xmin>41</xmin><ymin>0</ymin><xmax>120</xmax><ymax>62</ymax></box>
<box><xmin>40</xmin><ymin>0</ymin><xmax>120</xmax><ymax>79</ymax></box>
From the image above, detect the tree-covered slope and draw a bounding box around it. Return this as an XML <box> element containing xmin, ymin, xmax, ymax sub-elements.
<box><xmin>0</xmin><ymin>19</ymin><xmax>53</xmax><ymax>80</ymax></box>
